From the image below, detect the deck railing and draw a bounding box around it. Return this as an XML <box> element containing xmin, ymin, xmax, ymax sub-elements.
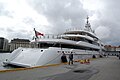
<box><xmin>37</xmin><ymin>34</ymin><xmax>62</xmax><ymax>39</ymax></box>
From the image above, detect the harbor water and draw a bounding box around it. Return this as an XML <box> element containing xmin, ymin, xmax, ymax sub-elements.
<box><xmin>0</xmin><ymin>53</ymin><xmax>11</xmax><ymax>70</ymax></box>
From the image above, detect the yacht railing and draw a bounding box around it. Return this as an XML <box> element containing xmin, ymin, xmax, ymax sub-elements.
<box><xmin>65</xmin><ymin>27</ymin><xmax>94</xmax><ymax>32</ymax></box>
<box><xmin>65</xmin><ymin>28</ymin><xmax>82</xmax><ymax>32</ymax></box>
<box><xmin>37</xmin><ymin>33</ymin><xmax>97</xmax><ymax>42</ymax></box>
<box><xmin>36</xmin><ymin>28</ymin><xmax>97</xmax><ymax>41</ymax></box>
<box><xmin>38</xmin><ymin>34</ymin><xmax>62</xmax><ymax>39</ymax></box>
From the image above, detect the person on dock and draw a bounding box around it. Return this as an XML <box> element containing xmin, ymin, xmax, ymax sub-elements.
<box><xmin>61</xmin><ymin>51</ymin><xmax>67</xmax><ymax>63</ymax></box>
<box><xmin>118</xmin><ymin>52</ymin><xmax>120</xmax><ymax>60</ymax></box>
<box><xmin>68</xmin><ymin>52</ymin><xmax>73</xmax><ymax>65</ymax></box>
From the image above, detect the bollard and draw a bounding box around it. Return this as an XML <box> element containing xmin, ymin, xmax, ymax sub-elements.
<box><xmin>85</xmin><ymin>59</ymin><xmax>90</xmax><ymax>64</ymax></box>
<box><xmin>80</xmin><ymin>60</ymin><xmax>84</xmax><ymax>64</ymax></box>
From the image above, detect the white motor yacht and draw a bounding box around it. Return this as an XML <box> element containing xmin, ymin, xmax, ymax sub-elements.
<box><xmin>3</xmin><ymin>17</ymin><xmax>105</xmax><ymax>67</ymax></box>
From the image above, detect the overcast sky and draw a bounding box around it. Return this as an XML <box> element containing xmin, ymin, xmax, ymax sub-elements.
<box><xmin>0</xmin><ymin>0</ymin><xmax>120</xmax><ymax>46</ymax></box>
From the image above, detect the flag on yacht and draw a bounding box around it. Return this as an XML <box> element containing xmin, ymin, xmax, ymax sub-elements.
<box><xmin>36</xmin><ymin>31</ymin><xmax>44</xmax><ymax>36</ymax></box>
<box><xmin>34</xmin><ymin>28</ymin><xmax>44</xmax><ymax>38</ymax></box>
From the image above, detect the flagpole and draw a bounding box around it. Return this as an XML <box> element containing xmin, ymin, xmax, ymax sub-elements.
<box><xmin>34</xmin><ymin>28</ymin><xmax>38</xmax><ymax>38</ymax></box>
<box><xmin>34</xmin><ymin>28</ymin><xmax>37</xmax><ymax>42</ymax></box>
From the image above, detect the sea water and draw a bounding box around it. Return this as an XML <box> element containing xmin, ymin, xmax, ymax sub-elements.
<box><xmin>0</xmin><ymin>53</ymin><xmax>11</xmax><ymax>70</ymax></box>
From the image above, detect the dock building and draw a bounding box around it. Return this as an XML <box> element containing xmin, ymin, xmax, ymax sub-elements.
<box><xmin>9</xmin><ymin>38</ymin><xmax>30</xmax><ymax>52</ymax></box>
<box><xmin>0</xmin><ymin>37</ymin><xmax>9</xmax><ymax>52</ymax></box>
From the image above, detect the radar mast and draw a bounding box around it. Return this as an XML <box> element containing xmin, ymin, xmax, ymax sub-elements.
<box><xmin>84</xmin><ymin>16</ymin><xmax>93</xmax><ymax>33</ymax></box>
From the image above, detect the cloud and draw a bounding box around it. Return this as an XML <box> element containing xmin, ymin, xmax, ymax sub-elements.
<box><xmin>0</xmin><ymin>3</ymin><xmax>13</xmax><ymax>17</ymax></box>
<box><xmin>27</xmin><ymin>0</ymin><xmax>87</xmax><ymax>33</ymax></box>
<box><xmin>0</xmin><ymin>0</ymin><xmax>49</xmax><ymax>40</ymax></box>
<box><xmin>95</xmin><ymin>26</ymin><xmax>110</xmax><ymax>39</ymax></box>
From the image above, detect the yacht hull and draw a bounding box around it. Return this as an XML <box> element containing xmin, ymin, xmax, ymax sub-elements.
<box><xmin>3</xmin><ymin>47</ymin><xmax>100</xmax><ymax>67</ymax></box>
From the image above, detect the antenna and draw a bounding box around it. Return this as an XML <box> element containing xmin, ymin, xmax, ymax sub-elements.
<box><xmin>87</xmin><ymin>16</ymin><xmax>89</xmax><ymax>24</ymax></box>
<box><xmin>84</xmin><ymin>16</ymin><xmax>94</xmax><ymax>33</ymax></box>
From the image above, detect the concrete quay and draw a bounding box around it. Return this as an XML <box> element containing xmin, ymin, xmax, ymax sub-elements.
<box><xmin>88</xmin><ymin>56</ymin><xmax>120</xmax><ymax>80</ymax></box>
<box><xmin>0</xmin><ymin>56</ymin><xmax>119</xmax><ymax>80</ymax></box>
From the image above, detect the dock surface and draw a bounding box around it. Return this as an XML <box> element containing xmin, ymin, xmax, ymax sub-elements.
<box><xmin>0</xmin><ymin>56</ymin><xmax>120</xmax><ymax>80</ymax></box>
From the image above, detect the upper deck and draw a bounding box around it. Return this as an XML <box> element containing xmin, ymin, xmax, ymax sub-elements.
<box><xmin>64</xmin><ymin>28</ymin><xmax>98</xmax><ymax>39</ymax></box>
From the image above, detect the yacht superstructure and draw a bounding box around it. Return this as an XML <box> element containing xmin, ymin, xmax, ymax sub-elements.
<box><xmin>3</xmin><ymin>17</ymin><xmax>105</xmax><ymax>67</ymax></box>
